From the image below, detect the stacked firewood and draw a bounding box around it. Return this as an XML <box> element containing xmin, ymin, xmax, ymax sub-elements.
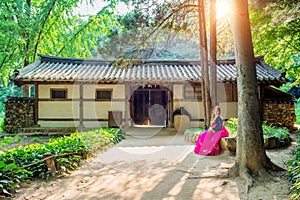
<box><xmin>4</xmin><ymin>97</ymin><xmax>35</xmax><ymax>133</ymax></box>
<box><xmin>263</xmin><ymin>101</ymin><xmax>296</xmax><ymax>130</ymax></box>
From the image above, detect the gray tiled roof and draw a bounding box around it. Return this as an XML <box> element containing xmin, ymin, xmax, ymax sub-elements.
<box><xmin>12</xmin><ymin>54</ymin><xmax>286</xmax><ymax>84</ymax></box>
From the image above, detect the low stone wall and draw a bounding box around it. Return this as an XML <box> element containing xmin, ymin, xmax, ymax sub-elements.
<box><xmin>4</xmin><ymin>97</ymin><xmax>35</xmax><ymax>133</ymax></box>
<box><xmin>263</xmin><ymin>101</ymin><xmax>296</xmax><ymax>130</ymax></box>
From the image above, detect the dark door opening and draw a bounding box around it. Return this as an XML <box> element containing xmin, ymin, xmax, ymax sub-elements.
<box><xmin>131</xmin><ymin>87</ymin><xmax>167</xmax><ymax>126</ymax></box>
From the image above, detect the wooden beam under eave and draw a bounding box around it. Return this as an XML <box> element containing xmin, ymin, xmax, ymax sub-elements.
<box><xmin>34</xmin><ymin>83</ymin><xmax>39</xmax><ymax>125</ymax></box>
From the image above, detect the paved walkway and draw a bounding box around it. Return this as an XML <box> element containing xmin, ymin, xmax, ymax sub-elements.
<box><xmin>98</xmin><ymin>128</ymin><xmax>194</xmax><ymax>173</ymax></box>
<box><xmin>16</xmin><ymin>128</ymin><xmax>291</xmax><ymax>200</ymax></box>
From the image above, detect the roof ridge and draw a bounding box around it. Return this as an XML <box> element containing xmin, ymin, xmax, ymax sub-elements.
<box><xmin>39</xmin><ymin>54</ymin><xmax>266</xmax><ymax>65</ymax></box>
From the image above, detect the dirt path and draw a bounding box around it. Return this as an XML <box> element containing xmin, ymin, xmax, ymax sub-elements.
<box><xmin>13</xmin><ymin>132</ymin><xmax>296</xmax><ymax>200</ymax></box>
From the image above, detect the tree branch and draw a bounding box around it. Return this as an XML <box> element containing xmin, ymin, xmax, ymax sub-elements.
<box><xmin>33</xmin><ymin>0</ymin><xmax>57</xmax><ymax>61</ymax></box>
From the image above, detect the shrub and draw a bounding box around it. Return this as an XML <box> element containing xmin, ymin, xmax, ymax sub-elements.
<box><xmin>287</xmin><ymin>136</ymin><xmax>300</xmax><ymax>200</ymax></box>
<box><xmin>184</xmin><ymin>128</ymin><xmax>205</xmax><ymax>142</ymax></box>
<box><xmin>262</xmin><ymin>122</ymin><xmax>289</xmax><ymax>139</ymax></box>
<box><xmin>295</xmin><ymin>99</ymin><xmax>300</xmax><ymax>124</ymax></box>
<box><xmin>225</xmin><ymin>118</ymin><xmax>238</xmax><ymax>136</ymax></box>
<box><xmin>0</xmin><ymin>136</ymin><xmax>23</xmax><ymax>147</ymax></box>
<box><xmin>224</xmin><ymin>118</ymin><xmax>289</xmax><ymax>139</ymax></box>
<box><xmin>0</xmin><ymin>128</ymin><xmax>125</xmax><ymax>197</ymax></box>
<box><xmin>0</xmin><ymin>112</ymin><xmax>4</xmax><ymax>133</ymax></box>
<box><xmin>184</xmin><ymin>128</ymin><xmax>205</xmax><ymax>136</ymax></box>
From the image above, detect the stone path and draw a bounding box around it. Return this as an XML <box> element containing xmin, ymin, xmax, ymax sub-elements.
<box><xmin>15</xmin><ymin>128</ymin><xmax>292</xmax><ymax>200</ymax></box>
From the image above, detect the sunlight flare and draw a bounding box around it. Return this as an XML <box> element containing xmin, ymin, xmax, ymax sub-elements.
<box><xmin>216</xmin><ymin>0</ymin><xmax>230</xmax><ymax>19</ymax></box>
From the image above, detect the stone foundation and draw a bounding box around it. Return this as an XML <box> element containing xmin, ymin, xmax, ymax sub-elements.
<box><xmin>4</xmin><ymin>97</ymin><xmax>35</xmax><ymax>133</ymax></box>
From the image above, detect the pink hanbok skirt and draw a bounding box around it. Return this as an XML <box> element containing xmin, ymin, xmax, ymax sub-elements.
<box><xmin>194</xmin><ymin>126</ymin><xmax>229</xmax><ymax>156</ymax></box>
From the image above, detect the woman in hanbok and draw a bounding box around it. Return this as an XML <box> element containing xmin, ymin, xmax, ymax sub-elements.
<box><xmin>194</xmin><ymin>106</ymin><xmax>229</xmax><ymax>156</ymax></box>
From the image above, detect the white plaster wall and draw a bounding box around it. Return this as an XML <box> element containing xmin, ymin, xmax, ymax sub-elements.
<box><xmin>38</xmin><ymin>84</ymin><xmax>79</xmax><ymax>99</ymax></box>
<box><xmin>219</xmin><ymin>102</ymin><xmax>238</xmax><ymax>119</ymax></box>
<box><xmin>39</xmin><ymin>101</ymin><xmax>80</xmax><ymax>118</ymax></box>
<box><xmin>173</xmin><ymin>84</ymin><xmax>183</xmax><ymax>99</ymax></box>
<box><xmin>83</xmin><ymin>102</ymin><xmax>125</xmax><ymax>119</ymax></box>
<box><xmin>112</xmin><ymin>85</ymin><xmax>125</xmax><ymax>99</ymax></box>
<box><xmin>83</xmin><ymin>84</ymin><xmax>125</xmax><ymax>99</ymax></box>
<box><xmin>174</xmin><ymin>101</ymin><xmax>204</xmax><ymax>119</ymax></box>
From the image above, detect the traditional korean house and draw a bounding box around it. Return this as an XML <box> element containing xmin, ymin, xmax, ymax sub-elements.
<box><xmin>7</xmin><ymin>54</ymin><xmax>295</xmax><ymax>132</ymax></box>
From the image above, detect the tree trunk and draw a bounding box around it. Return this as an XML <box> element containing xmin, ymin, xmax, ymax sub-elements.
<box><xmin>230</xmin><ymin>0</ymin><xmax>284</xmax><ymax>193</ymax></box>
<box><xmin>198</xmin><ymin>0</ymin><xmax>211</xmax><ymax>129</ymax></box>
<box><xmin>210</xmin><ymin>0</ymin><xmax>217</xmax><ymax>108</ymax></box>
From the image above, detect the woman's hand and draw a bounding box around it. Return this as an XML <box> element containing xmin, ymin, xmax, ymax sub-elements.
<box><xmin>208</xmin><ymin>127</ymin><xmax>215</xmax><ymax>133</ymax></box>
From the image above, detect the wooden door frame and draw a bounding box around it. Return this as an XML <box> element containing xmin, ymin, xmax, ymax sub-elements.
<box><xmin>129</xmin><ymin>85</ymin><xmax>170</xmax><ymax>127</ymax></box>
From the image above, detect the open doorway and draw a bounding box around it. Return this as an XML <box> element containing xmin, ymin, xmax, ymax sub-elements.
<box><xmin>130</xmin><ymin>85</ymin><xmax>168</xmax><ymax>127</ymax></box>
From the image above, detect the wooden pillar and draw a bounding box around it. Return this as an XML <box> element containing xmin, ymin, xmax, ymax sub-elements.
<box><xmin>169</xmin><ymin>84</ymin><xmax>174</xmax><ymax>128</ymax></box>
<box><xmin>34</xmin><ymin>83</ymin><xmax>39</xmax><ymax>125</ymax></box>
<box><xmin>125</xmin><ymin>83</ymin><xmax>130</xmax><ymax>127</ymax></box>
<box><xmin>79</xmin><ymin>83</ymin><xmax>84</xmax><ymax>127</ymax></box>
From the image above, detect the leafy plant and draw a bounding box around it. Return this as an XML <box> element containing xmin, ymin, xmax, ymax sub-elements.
<box><xmin>262</xmin><ymin>122</ymin><xmax>289</xmax><ymax>139</ymax></box>
<box><xmin>0</xmin><ymin>136</ymin><xmax>23</xmax><ymax>147</ymax></box>
<box><xmin>184</xmin><ymin>128</ymin><xmax>205</xmax><ymax>143</ymax></box>
<box><xmin>224</xmin><ymin>118</ymin><xmax>290</xmax><ymax>139</ymax></box>
<box><xmin>184</xmin><ymin>128</ymin><xmax>205</xmax><ymax>136</ymax></box>
<box><xmin>0</xmin><ymin>128</ymin><xmax>125</xmax><ymax>196</ymax></box>
<box><xmin>295</xmin><ymin>99</ymin><xmax>300</xmax><ymax>124</ymax></box>
<box><xmin>31</xmin><ymin>137</ymin><xmax>40</xmax><ymax>143</ymax></box>
<box><xmin>225</xmin><ymin>118</ymin><xmax>238</xmax><ymax>136</ymax></box>
<box><xmin>287</xmin><ymin>135</ymin><xmax>300</xmax><ymax>200</ymax></box>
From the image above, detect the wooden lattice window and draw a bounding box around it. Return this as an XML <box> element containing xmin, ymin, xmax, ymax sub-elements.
<box><xmin>96</xmin><ymin>90</ymin><xmax>112</xmax><ymax>101</ymax></box>
<box><xmin>51</xmin><ymin>89</ymin><xmax>67</xmax><ymax>99</ymax></box>
<box><xmin>184</xmin><ymin>84</ymin><xmax>202</xmax><ymax>100</ymax></box>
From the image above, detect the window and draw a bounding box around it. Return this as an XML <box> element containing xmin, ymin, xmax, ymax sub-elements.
<box><xmin>51</xmin><ymin>89</ymin><xmax>67</xmax><ymax>99</ymax></box>
<box><xmin>184</xmin><ymin>84</ymin><xmax>202</xmax><ymax>100</ymax></box>
<box><xmin>96</xmin><ymin>90</ymin><xmax>112</xmax><ymax>101</ymax></box>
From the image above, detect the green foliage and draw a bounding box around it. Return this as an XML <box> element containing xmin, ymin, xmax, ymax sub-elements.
<box><xmin>184</xmin><ymin>128</ymin><xmax>205</xmax><ymax>136</ymax></box>
<box><xmin>31</xmin><ymin>137</ymin><xmax>40</xmax><ymax>143</ymax></box>
<box><xmin>287</xmin><ymin>135</ymin><xmax>300</xmax><ymax>199</ymax></box>
<box><xmin>251</xmin><ymin>1</ymin><xmax>300</xmax><ymax>85</ymax></box>
<box><xmin>0</xmin><ymin>136</ymin><xmax>23</xmax><ymax>147</ymax></box>
<box><xmin>184</xmin><ymin>128</ymin><xmax>205</xmax><ymax>143</ymax></box>
<box><xmin>0</xmin><ymin>128</ymin><xmax>125</xmax><ymax>196</ymax></box>
<box><xmin>262</xmin><ymin>122</ymin><xmax>290</xmax><ymax>139</ymax></box>
<box><xmin>223</xmin><ymin>118</ymin><xmax>290</xmax><ymax>139</ymax></box>
<box><xmin>295</xmin><ymin>99</ymin><xmax>300</xmax><ymax>124</ymax></box>
<box><xmin>0</xmin><ymin>0</ymin><xmax>119</xmax><ymax>82</ymax></box>
<box><xmin>224</xmin><ymin>118</ymin><xmax>238</xmax><ymax>136</ymax></box>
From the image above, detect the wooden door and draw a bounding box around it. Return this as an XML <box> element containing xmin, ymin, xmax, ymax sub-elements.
<box><xmin>132</xmin><ymin>89</ymin><xmax>167</xmax><ymax>126</ymax></box>
<box><xmin>149</xmin><ymin>91</ymin><xmax>167</xmax><ymax>126</ymax></box>
<box><xmin>133</xmin><ymin>91</ymin><xmax>149</xmax><ymax>125</ymax></box>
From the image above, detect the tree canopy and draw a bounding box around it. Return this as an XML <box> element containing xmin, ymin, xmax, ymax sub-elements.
<box><xmin>0</xmin><ymin>0</ymin><xmax>299</xmax><ymax>85</ymax></box>
<box><xmin>0</xmin><ymin>0</ymin><xmax>118</xmax><ymax>84</ymax></box>
<box><xmin>251</xmin><ymin>0</ymin><xmax>300</xmax><ymax>85</ymax></box>
<box><xmin>98</xmin><ymin>0</ymin><xmax>299</xmax><ymax>84</ymax></box>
